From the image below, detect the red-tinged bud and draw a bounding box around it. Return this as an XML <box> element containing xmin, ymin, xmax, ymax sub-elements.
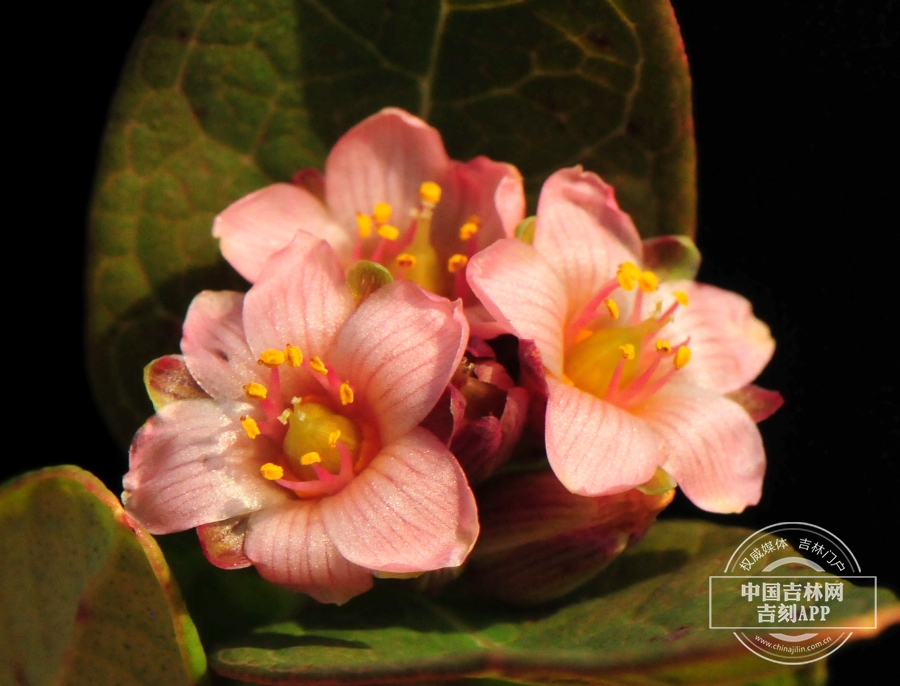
<box><xmin>467</xmin><ymin>471</ymin><xmax>673</xmax><ymax>604</ymax></box>
<box><xmin>450</xmin><ymin>387</ymin><xmax>528</xmax><ymax>484</ymax></box>
<box><xmin>517</xmin><ymin>339</ymin><xmax>549</xmax><ymax>434</ymax></box>
<box><xmin>423</xmin><ymin>336</ymin><xmax>532</xmax><ymax>485</ymax></box>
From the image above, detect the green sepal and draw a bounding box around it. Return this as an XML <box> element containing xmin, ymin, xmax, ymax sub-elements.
<box><xmin>514</xmin><ymin>216</ymin><xmax>537</xmax><ymax>245</ymax></box>
<box><xmin>144</xmin><ymin>354</ymin><xmax>210</xmax><ymax>411</ymax></box>
<box><xmin>635</xmin><ymin>466</ymin><xmax>678</xmax><ymax>494</ymax></box>
<box><xmin>347</xmin><ymin>260</ymin><xmax>393</xmax><ymax>306</ymax></box>
<box><xmin>642</xmin><ymin>234</ymin><xmax>702</xmax><ymax>281</ymax></box>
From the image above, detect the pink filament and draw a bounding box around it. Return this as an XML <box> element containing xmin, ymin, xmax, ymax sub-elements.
<box><xmin>567</xmin><ymin>276</ymin><xmax>621</xmax><ymax>339</ymax></box>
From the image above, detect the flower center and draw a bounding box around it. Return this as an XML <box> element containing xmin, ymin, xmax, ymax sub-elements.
<box><xmin>352</xmin><ymin>182</ymin><xmax>478</xmax><ymax>299</ymax></box>
<box><xmin>563</xmin><ymin>262</ymin><xmax>692</xmax><ymax>409</ymax></box>
<box><xmin>238</xmin><ymin>345</ymin><xmax>378</xmax><ymax>498</ymax></box>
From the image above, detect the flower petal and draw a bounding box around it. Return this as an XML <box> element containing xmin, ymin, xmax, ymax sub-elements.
<box><xmin>638</xmin><ymin>384</ymin><xmax>766</xmax><ymax>513</ymax></box>
<box><xmin>181</xmin><ymin>291</ymin><xmax>261</xmax><ymax>400</ymax></box>
<box><xmin>655</xmin><ymin>281</ymin><xmax>775</xmax><ymax>394</ymax></box>
<box><xmin>533</xmin><ymin>167</ymin><xmax>643</xmax><ymax>316</ymax></box>
<box><xmin>330</xmin><ymin>280</ymin><xmax>467</xmax><ymax>444</ymax></box>
<box><xmin>467</xmin><ymin>239</ymin><xmax>568</xmax><ymax>376</ymax></box>
<box><xmin>123</xmin><ymin>400</ymin><xmax>289</xmax><ymax>534</ymax></box>
<box><xmin>419</xmin><ymin>384</ymin><xmax>466</xmax><ymax>446</ymax></box>
<box><xmin>213</xmin><ymin>183</ymin><xmax>350</xmax><ymax>282</ymax></box>
<box><xmin>244</xmin><ymin>501</ymin><xmax>373</xmax><ymax>605</ymax></box>
<box><xmin>545</xmin><ymin>379</ymin><xmax>660</xmax><ymax>496</ymax></box>
<box><xmin>450</xmin><ymin>385</ymin><xmax>528</xmax><ymax>485</ymax></box>
<box><xmin>431</xmin><ymin>158</ymin><xmax>525</xmax><ymax>260</ymax></box>
<box><xmin>325</xmin><ymin>108</ymin><xmax>450</xmax><ymax>235</ymax></box>
<box><xmin>243</xmin><ymin>232</ymin><xmax>355</xmax><ymax>400</ymax></box>
<box><xmin>321</xmin><ymin>428</ymin><xmax>479</xmax><ymax>574</ymax></box>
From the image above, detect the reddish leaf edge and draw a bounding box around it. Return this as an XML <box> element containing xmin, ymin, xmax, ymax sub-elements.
<box><xmin>2</xmin><ymin>465</ymin><xmax>208</xmax><ymax>684</ymax></box>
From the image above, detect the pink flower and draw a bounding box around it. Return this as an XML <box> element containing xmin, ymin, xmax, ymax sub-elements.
<box><xmin>123</xmin><ymin>233</ymin><xmax>478</xmax><ymax>604</ymax></box>
<box><xmin>467</xmin><ymin>167</ymin><xmax>779</xmax><ymax>513</ymax></box>
<box><xmin>213</xmin><ymin>108</ymin><xmax>524</xmax><ymax>301</ymax></box>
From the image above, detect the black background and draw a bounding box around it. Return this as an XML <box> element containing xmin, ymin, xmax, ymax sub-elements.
<box><xmin>12</xmin><ymin>1</ymin><xmax>898</xmax><ymax>682</ymax></box>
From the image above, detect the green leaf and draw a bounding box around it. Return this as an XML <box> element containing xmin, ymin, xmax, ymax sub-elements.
<box><xmin>208</xmin><ymin>521</ymin><xmax>895</xmax><ymax>685</ymax></box>
<box><xmin>155</xmin><ymin>531</ymin><xmax>305</xmax><ymax>648</ymax></box>
<box><xmin>0</xmin><ymin>466</ymin><xmax>207</xmax><ymax>686</ymax></box>
<box><xmin>87</xmin><ymin>0</ymin><xmax>695</xmax><ymax>447</ymax></box>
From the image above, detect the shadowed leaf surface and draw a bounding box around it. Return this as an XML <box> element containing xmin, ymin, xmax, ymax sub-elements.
<box><xmin>87</xmin><ymin>0</ymin><xmax>695</xmax><ymax>447</ymax></box>
<box><xmin>0</xmin><ymin>466</ymin><xmax>206</xmax><ymax>686</ymax></box>
<box><xmin>209</xmin><ymin>520</ymin><xmax>892</xmax><ymax>684</ymax></box>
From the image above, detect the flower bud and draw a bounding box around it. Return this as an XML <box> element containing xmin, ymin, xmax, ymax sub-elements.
<box><xmin>467</xmin><ymin>471</ymin><xmax>673</xmax><ymax>604</ymax></box>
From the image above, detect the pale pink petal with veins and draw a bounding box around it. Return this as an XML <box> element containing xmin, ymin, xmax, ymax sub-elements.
<box><xmin>181</xmin><ymin>291</ymin><xmax>260</xmax><ymax>401</ymax></box>
<box><xmin>213</xmin><ymin>183</ymin><xmax>350</xmax><ymax>282</ymax></box>
<box><xmin>322</xmin><ymin>428</ymin><xmax>478</xmax><ymax>573</ymax></box>
<box><xmin>330</xmin><ymin>280</ymin><xmax>468</xmax><ymax>444</ymax></box>
<box><xmin>244</xmin><ymin>501</ymin><xmax>373</xmax><ymax>605</ymax></box>
<box><xmin>124</xmin><ymin>399</ymin><xmax>289</xmax><ymax>534</ymax></box>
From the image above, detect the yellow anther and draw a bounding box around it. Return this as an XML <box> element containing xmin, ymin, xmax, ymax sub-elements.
<box><xmin>655</xmin><ymin>340</ymin><xmax>672</xmax><ymax>353</ymax></box>
<box><xmin>285</xmin><ymin>344</ymin><xmax>303</xmax><ymax>367</ymax></box>
<box><xmin>373</xmin><ymin>202</ymin><xmax>392</xmax><ymax>224</ymax></box>
<box><xmin>377</xmin><ymin>224</ymin><xmax>400</xmax><ymax>241</ymax></box>
<box><xmin>459</xmin><ymin>222</ymin><xmax>479</xmax><ymax>240</ymax></box>
<box><xmin>638</xmin><ymin>270</ymin><xmax>659</xmax><ymax>293</ymax></box>
<box><xmin>309</xmin><ymin>357</ymin><xmax>328</xmax><ymax>375</ymax></box>
<box><xmin>291</xmin><ymin>396</ymin><xmax>303</xmax><ymax>407</ymax></box>
<box><xmin>396</xmin><ymin>253</ymin><xmax>417</xmax><ymax>269</ymax></box>
<box><xmin>419</xmin><ymin>181</ymin><xmax>442</xmax><ymax>205</ymax></box>
<box><xmin>605</xmin><ymin>298</ymin><xmax>620</xmax><ymax>320</ymax></box>
<box><xmin>258</xmin><ymin>349</ymin><xmax>285</xmax><ymax>368</ymax></box>
<box><xmin>448</xmin><ymin>254</ymin><xmax>468</xmax><ymax>273</ymax></box>
<box><xmin>674</xmin><ymin>346</ymin><xmax>692</xmax><ymax>369</ymax></box>
<box><xmin>674</xmin><ymin>290</ymin><xmax>689</xmax><ymax>306</ymax></box>
<box><xmin>260</xmin><ymin>463</ymin><xmax>284</xmax><ymax>480</ymax></box>
<box><xmin>328</xmin><ymin>429</ymin><xmax>341</xmax><ymax>448</ymax></box>
<box><xmin>619</xmin><ymin>343</ymin><xmax>636</xmax><ymax>360</ymax></box>
<box><xmin>617</xmin><ymin>261</ymin><xmax>641</xmax><ymax>291</ymax></box>
<box><xmin>240</xmin><ymin>416</ymin><xmax>261</xmax><ymax>440</ymax></box>
<box><xmin>619</xmin><ymin>261</ymin><xmax>641</xmax><ymax>279</ymax></box>
<box><xmin>617</xmin><ymin>273</ymin><xmax>636</xmax><ymax>290</ymax></box>
<box><xmin>356</xmin><ymin>213</ymin><xmax>372</xmax><ymax>238</ymax></box>
<box><xmin>339</xmin><ymin>381</ymin><xmax>355</xmax><ymax>406</ymax></box>
<box><xmin>277</xmin><ymin>409</ymin><xmax>291</xmax><ymax>425</ymax></box>
<box><xmin>243</xmin><ymin>382</ymin><xmax>268</xmax><ymax>400</ymax></box>
<box><xmin>300</xmin><ymin>451</ymin><xmax>323</xmax><ymax>466</ymax></box>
